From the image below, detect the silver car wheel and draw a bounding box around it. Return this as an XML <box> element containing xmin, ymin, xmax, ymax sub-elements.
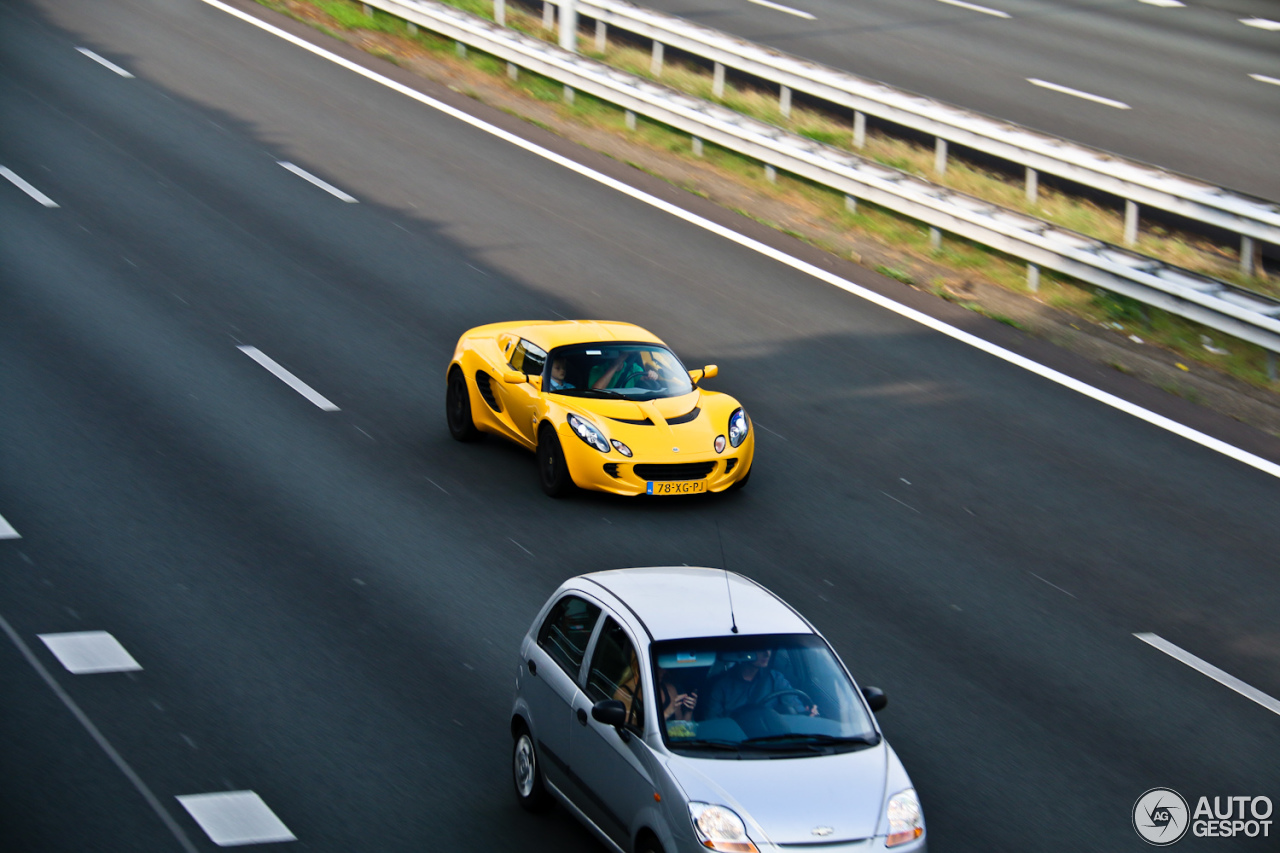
<box><xmin>514</xmin><ymin>733</ymin><xmax>536</xmax><ymax>798</ymax></box>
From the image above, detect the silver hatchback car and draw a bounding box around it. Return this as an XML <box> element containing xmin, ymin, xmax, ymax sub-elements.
<box><xmin>510</xmin><ymin>567</ymin><xmax>926</xmax><ymax>852</ymax></box>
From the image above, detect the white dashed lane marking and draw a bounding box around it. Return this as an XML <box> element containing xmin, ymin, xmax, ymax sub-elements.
<box><xmin>277</xmin><ymin>161</ymin><xmax>358</xmax><ymax>202</ymax></box>
<box><xmin>238</xmin><ymin>346</ymin><xmax>340</xmax><ymax>411</ymax></box>
<box><xmin>1135</xmin><ymin>633</ymin><xmax>1280</xmax><ymax>717</ymax></box>
<box><xmin>38</xmin><ymin>631</ymin><xmax>142</xmax><ymax>674</ymax></box>
<box><xmin>1</xmin><ymin>166</ymin><xmax>59</xmax><ymax>207</ymax></box>
<box><xmin>177</xmin><ymin>791</ymin><xmax>297</xmax><ymax>846</ymax></box>
<box><xmin>1250</xmin><ymin>74</ymin><xmax>1280</xmax><ymax>87</ymax></box>
<box><xmin>76</xmin><ymin>47</ymin><xmax>134</xmax><ymax>77</ymax></box>
<box><xmin>1138</xmin><ymin>0</ymin><xmax>1183</xmax><ymax>7</ymax></box>
<box><xmin>1239</xmin><ymin>18</ymin><xmax>1280</xmax><ymax>31</ymax></box>
<box><xmin>0</xmin><ymin>512</ymin><xmax>19</xmax><ymax>539</ymax></box>
<box><xmin>745</xmin><ymin>0</ymin><xmax>815</xmax><ymax>20</ymax></box>
<box><xmin>936</xmin><ymin>0</ymin><xmax>1010</xmax><ymax>19</ymax></box>
<box><xmin>1027</xmin><ymin>79</ymin><xmax>1131</xmax><ymax>109</ymax></box>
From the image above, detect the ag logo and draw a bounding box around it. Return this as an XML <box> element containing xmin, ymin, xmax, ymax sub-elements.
<box><xmin>1134</xmin><ymin>788</ymin><xmax>1190</xmax><ymax>845</ymax></box>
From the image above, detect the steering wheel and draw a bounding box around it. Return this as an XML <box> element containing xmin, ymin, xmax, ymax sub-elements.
<box><xmin>740</xmin><ymin>688</ymin><xmax>813</xmax><ymax>715</ymax></box>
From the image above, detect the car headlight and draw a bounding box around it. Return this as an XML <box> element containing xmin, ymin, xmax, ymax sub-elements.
<box><xmin>728</xmin><ymin>408</ymin><xmax>749</xmax><ymax>448</ymax></box>
<box><xmin>610</xmin><ymin>439</ymin><xmax>633</xmax><ymax>457</ymax></box>
<box><xmin>688</xmin><ymin>803</ymin><xmax>758</xmax><ymax>853</ymax></box>
<box><xmin>885</xmin><ymin>788</ymin><xmax>923</xmax><ymax>847</ymax></box>
<box><xmin>566</xmin><ymin>413</ymin><xmax>610</xmax><ymax>454</ymax></box>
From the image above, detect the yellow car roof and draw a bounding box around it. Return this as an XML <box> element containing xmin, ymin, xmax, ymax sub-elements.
<box><xmin>510</xmin><ymin>320</ymin><xmax>666</xmax><ymax>352</ymax></box>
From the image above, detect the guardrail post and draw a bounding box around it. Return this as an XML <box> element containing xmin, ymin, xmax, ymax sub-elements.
<box><xmin>934</xmin><ymin>138</ymin><xmax>947</xmax><ymax>176</ymax></box>
<box><xmin>651</xmin><ymin>41</ymin><xmax>664</xmax><ymax>76</ymax></box>
<box><xmin>1025</xmin><ymin>167</ymin><xmax>1038</xmax><ymax>205</ymax></box>
<box><xmin>1268</xmin><ymin>351</ymin><xmax>1277</xmax><ymax>383</ymax></box>
<box><xmin>713</xmin><ymin>62</ymin><xmax>725</xmax><ymax>98</ymax></box>
<box><xmin>1241</xmin><ymin>236</ymin><xmax>1256</xmax><ymax>277</ymax></box>
<box><xmin>853</xmin><ymin>111</ymin><xmax>866</xmax><ymax>149</ymax></box>
<box><xmin>494</xmin><ymin>0</ymin><xmax>504</xmax><ymax>27</ymax></box>
<box><xmin>780</xmin><ymin>85</ymin><xmax>791</xmax><ymax>119</ymax></box>
<box><xmin>845</xmin><ymin>194</ymin><xmax>857</xmax><ymax>214</ymax></box>
<box><xmin>764</xmin><ymin>164</ymin><xmax>777</xmax><ymax>183</ymax></box>
<box><xmin>362</xmin><ymin>3</ymin><xmax>372</xmax><ymax>15</ymax></box>
<box><xmin>542</xmin><ymin>1</ymin><xmax>554</xmax><ymax>30</ymax></box>
<box><xmin>692</xmin><ymin>136</ymin><xmax>703</xmax><ymax>157</ymax></box>
<box><xmin>595</xmin><ymin>20</ymin><xmax>606</xmax><ymax>53</ymax></box>
<box><xmin>929</xmin><ymin>227</ymin><xmax>942</xmax><ymax>251</ymax></box>
<box><xmin>559</xmin><ymin>0</ymin><xmax>578</xmax><ymax>52</ymax></box>
<box><xmin>457</xmin><ymin>41</ymin><xmax>467</xmax><ymax>58</ymax></box>
<box><xmin>1027</xmin><ymin>263</ymin><xmax>1040</xmax><ymax>292</ymax></box>
<box><xmin>508</xmin><ymin>62</ymin><xmax>518</xmax><ymax>80</ymax></box>
<box><xmin>1124</xmin><ymin>200</ymin><xmax>1139</xmax><ymax>246</ymax></box>
<box><xmin>407</xmin><ymin>21</ymin><xmax>417</xmax><ymax>35</ymax></box>
<box><xmin>625</xmin><ymin>110</ymin><xmax>636</xmax><ymax>131</ymax></box>
<box><xmin>564</xmin><ymin>85</ymin><xmax>575</xmax><ymax>103</ymax></box>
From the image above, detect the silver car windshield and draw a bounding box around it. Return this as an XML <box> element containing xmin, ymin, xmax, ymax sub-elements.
<box><xmin>650</xmin><ymin>634</ymin><xmax>879</xmax><ymax>757</ymax></box>
<box><xmin>543</xmin><ymin>344</ymin><xmax>694</xmax><ymax>401</ymax></box>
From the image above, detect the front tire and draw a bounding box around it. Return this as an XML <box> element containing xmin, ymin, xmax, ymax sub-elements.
<box><xmin>537</xmin><ymin>424</ymin><xmax>573</xmax><ymax>497</ymax></box>
<box><xmin>446</xmin><ymin>367</ymin><xmax>478</xmax><ymax>442</ymax></box>
<box><xmin>512</xmin><ymin>729</ymin><xmax>551</xmax><ymax>813</ymax></box>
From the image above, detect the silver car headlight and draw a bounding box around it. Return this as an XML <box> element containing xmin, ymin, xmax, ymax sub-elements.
<box><xmin>885</xmin><ymin>788</ymin><xmax>923</xmax><ymax>847</ymax></box>
<box><xmin>566</xmin><ymin>413</ymin><xmax>610</xmax><ymax>454</ymax></box>
<box><xmin>728</xmin><ymin>408</ymin><xmax>749</xmax><ymax>448</ymax></box>
<box><xmin>688</xmin><ymin>803</ymin><xmax>758</xmax><ymax>853</ymax></box>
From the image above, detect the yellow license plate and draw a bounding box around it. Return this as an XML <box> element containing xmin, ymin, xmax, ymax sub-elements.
<box><xmin>647</xmin><ymin>480</ymin><xmax>707</xmax><ymax>495</ymax></box>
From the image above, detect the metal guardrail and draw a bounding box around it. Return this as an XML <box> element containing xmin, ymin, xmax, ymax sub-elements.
<box><xmin>355</xmin><ymin>0</ymin><xmax>1280</xmax><ymax>358</ymax></box>
<box><xmin>569</xmin><ymin>0</ymin><xmax>1280</xmax><ymax>277</ymax></box>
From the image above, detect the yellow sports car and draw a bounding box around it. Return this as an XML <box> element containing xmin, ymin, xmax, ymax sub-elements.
<box><xmin>446</xmin><ymin>321</ymin><xmax>753</xmax><ymax>496</ymax></box>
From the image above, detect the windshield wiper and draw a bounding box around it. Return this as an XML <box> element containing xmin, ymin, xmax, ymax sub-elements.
<box><xmin>671</xmin><ymin>739</ymin><xmax>742</xmax><ymax>751</ymax></box>
<box><xmin>741</xmin><ymin>733</ymin><xmax>880</xmax><ymax>748</ymax></box>
<box><xmin>570</xmin><ymin>388</ymin><xmax>629</xmax><ymax>399</ymax></box>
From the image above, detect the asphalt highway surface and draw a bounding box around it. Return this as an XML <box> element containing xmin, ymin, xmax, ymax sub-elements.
<box><xmin>637</xmin><ymin>0</ymin><xmax>1280</xmax><ymax>201</ymax></box>
<box><xmin>2</xmin><ymin>0</ymin><xmax>1279</xmax><ymax>850</ymax></box>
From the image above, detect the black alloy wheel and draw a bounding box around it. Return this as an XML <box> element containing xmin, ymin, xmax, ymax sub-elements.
<box><xmin>446</xmin><ymin>367</ymin><xmax>478</xmax><ymax>441</ymax></box>
<box><xmin>537</xmin><ymin>424</ymin><xmax>573</xmax><ymax>497</ymax></box>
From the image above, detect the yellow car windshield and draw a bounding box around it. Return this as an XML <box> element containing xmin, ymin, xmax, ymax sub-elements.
<box><xmin>546</xmin><ymin>344</ymin><xmax>694</xmax><ymax>400</ymax></box>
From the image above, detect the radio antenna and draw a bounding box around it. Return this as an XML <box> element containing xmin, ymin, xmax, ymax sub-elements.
<box><xmin>715</xmin><ymin>520</ymin><xmax>738</xmax><ymax>633</ymax></box>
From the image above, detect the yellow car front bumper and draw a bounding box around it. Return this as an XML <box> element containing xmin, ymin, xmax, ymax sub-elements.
<box><xmin>559</xmin><ymin>427</ymin><xmax>755</xmax><ymax>496</ymax></box>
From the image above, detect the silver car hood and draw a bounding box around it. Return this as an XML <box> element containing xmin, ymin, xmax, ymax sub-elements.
<box><xmin>664</xmin><ymin>742</ymin><xmax>888</xmax><ymax>844</ymax></box>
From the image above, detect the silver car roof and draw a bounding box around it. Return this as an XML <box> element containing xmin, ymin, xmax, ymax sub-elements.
<box><xmin>577</xmin><ymin>567</ymin><xmax>813</xmax><ymax>642</ymax></box>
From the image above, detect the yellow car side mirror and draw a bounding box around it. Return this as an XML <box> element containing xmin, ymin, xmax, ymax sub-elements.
<box><xmin>702</xmin><ymin>365</ymin><xmax>718</xmax><ymax>379</ymax></box>
<box><xmin>502</xmin><ymin>370</ymin><xmax>526</xmax><ymax>384</ymax></box>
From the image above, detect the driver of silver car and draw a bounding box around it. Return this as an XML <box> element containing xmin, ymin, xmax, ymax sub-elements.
<box><xmin>703</xmin><ymin>649</ymin><xmax>819</xmax><ymax>719</ymax></box>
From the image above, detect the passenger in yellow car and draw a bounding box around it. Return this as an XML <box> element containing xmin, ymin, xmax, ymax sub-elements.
<box><xmin>548</xmin><ymin>357</ymin><xmax>574</xmax><ymax>391</ymax></box>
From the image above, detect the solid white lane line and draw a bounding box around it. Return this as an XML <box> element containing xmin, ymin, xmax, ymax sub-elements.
<box><xmin>38</xmin><ymin>631</ymin><xmax>143</xmax><ymax>674</ymax></box>
<box><xmin>1027</xmin><ymin>78</ymin><xmax>1131</xmax><ymax>109</ymax></box>
<box><xmin>1240</xmin><ymin>18</ymin><xmax>1280</xmax><ymax>31</ymax></box>
<box><xmin>1250</xmin><ymin>73</ymin><xmax>1280</xmax><ymax>87</ymax></box>
<box><xmin>0</xmin><ymin>513</ymin><xmax>19</xmax><ymax>539</ymax></box>
<box><xmin>237</xmin><ymin>346</ymin><xmax>340</xmax><ymax>411</ymax></box>
<box><xmin>176</xmin><ymin>791</ymin><xmax>296</xmax><ymax>846</ymax></box>
<box><xmin>745</xmin><ymin>0</ymin><xmax>815</xmax><ymax>21</ymax></box>
<box><xmin>276</xmin><ymin>161</ymin><xmax>358</xmax><ymax>202</ymax></box>
<box><xmin>0</xmin><ymin>166</ymin><xmax>59</xmax><ymax>207</ymax></box>
<box><xmin>198</xmin><ymin>0</ymin><xmax>1280</xmax><ymax>483</ymax></box>
<box><xmin>0</xmin><ymin>615</ymin><xmax>201</xmax><ymax>853</ymax></box>
<box><xmin>1138</xmin><ymin>0</ymin><xmax>1183</xmax><ymax>7</ymax></box>
<box><xmin>936</xmin><ymin>0</ymin><xmax>1011</xmax><ymax>19</ymax></box>
<box><xmin>1135</xmin><ymin>633</ymin><xmax>1280</xmax><ymax>717</ymax></box>
<box><xmin>75</xmin><ymin>47</ymin><xmax>135</xmax><ymax>77</ymax></box>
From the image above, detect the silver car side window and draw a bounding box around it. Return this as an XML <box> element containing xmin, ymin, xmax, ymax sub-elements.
<box><xmin>585</xmin><ymin>617</ymin><xmax>645</xmax><ymax>735</ymax></box>
<box><xmin>537</xmin><ymin>595</ymin><xmax>601</xmax><ymax>679</ymax></box>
